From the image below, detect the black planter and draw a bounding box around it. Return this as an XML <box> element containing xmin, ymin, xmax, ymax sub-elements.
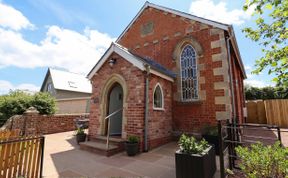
<box><xmin>76</xmin><ymin>133</ymin><xmax>86</xmax><ymax>144</ymax></box>
<box><xmin>175</xmin><ymin>146</ymin><xmax>216</xmax><ymax>178</ymax></box>
<box><xmin>202</xmin><ymin>134</ymin><xmax>227</xmax><ymax>155</ymax></box>
<box><xmin>125</xmin><ymin>142</ymin><xmax>139</xmax><ymax>156</ymax></box>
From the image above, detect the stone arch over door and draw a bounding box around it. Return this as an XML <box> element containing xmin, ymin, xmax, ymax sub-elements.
<box><xmin>99</xmin><ymin>74</ymin><xmax>128</xmax><ymax>138</ymax></box>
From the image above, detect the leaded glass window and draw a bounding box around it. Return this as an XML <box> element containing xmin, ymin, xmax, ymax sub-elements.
<box><xmin>153</xmin><ymin>84</ymin><xmax>163</xmax><ymax>109</ymax></box>
<box><xmin>180</xmin><ymin>45</ymin><xmax>198</xmax><ymax>101</ymax></box>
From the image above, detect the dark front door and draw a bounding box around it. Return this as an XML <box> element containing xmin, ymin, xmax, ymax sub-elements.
<box><xmin>108</xmin><ymin>83</ymin><xmax>123</xmax><ymax>136</ymax></box>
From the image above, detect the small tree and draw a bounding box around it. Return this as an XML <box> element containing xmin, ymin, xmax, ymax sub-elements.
<box><xmin>243</xmin><ymin>0</ymin><xmax>288</xmax><ymax>86</ymax></box>
<box><xmin>32</xmin><ymin>92</ymin><xmax>56</xmax><ymax>115</ymax></box>
<box><xmin>235</xmin><ymin>142</ymin><xmax>288</xmax><ymax>178</ymax></box>
<box><xmin>0</xmin><ymin>91</ymin><xmax>56</xmax><ymax>125</ymax></box>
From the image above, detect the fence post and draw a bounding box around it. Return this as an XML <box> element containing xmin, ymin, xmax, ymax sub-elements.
<box><xmin>231</xmin><ymin>121</ymin><xmax>237</xmax><ymax>168</ymax></box>
<box><xmin>40</xmin><ymin>136</ymin><xmax>45</xmax><ymax>178</ymax></box>
<box><xmin>227</xmin><ymin>120</ymin><xmax>233</xmax><ymax>170</ymax></box>
<box><xmin>218</xmin><ymin>121</ymin><xmax>225</xmax><ymax>178</ymax></box>
<box><xmin>277</xmin><ymin>126</ymin><xmax>282</xmax><ymax>145</ymax></box>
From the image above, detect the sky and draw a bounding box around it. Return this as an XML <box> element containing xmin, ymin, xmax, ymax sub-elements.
<box><xmin>0</xmin><ymin>0</ymin><xmax>275</xmax><ymax>95</ymax></box>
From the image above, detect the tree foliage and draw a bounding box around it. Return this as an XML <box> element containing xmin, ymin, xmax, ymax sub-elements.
<box><xmin>243</xmin><ymin>0</ymin><xmax>288</xmax><ymax>86</ymax></box>
<box><xmin>245</xmin><ymin>85</ymin><xmax>288</xmax><ymax>100</ymax></box>
<box><xmin>0</xmin><ymin>91</ymin><xmax>56</xmax><ymax>125</ymax></box>
<box><xmin>32</xmin><ymin>92</ymin><xmax>57</xmax><ymax>115</ymax></box>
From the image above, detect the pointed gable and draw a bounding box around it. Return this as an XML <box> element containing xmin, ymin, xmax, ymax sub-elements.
<box><xmin>115</xmin><ymin>2</ymin><xmax>246</xmax><ymax>78</ymax></box>
<box><xmin>87</xmin><ymin>43</ymin><xmax>175</xmax><ymax>82</ymax></box>
<box><xmin>116</xmin><ymin>2</ymin><xmax>229</xmax><ymax>43</ymax></box>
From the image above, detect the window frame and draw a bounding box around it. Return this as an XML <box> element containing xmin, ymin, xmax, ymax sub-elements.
<box><xmin>153</xmin><ymin>83</ymin><xmax>164</xmax><ymax>110</ymax></box>
<box><xmin>180</xmin><ymin>44</ymin><xmax>199</xmax><ymax>102</ymax></box>
<box><xmin>47</xmin><ymin>83</ymin><xmax>53</xmax><ymax>93</ymax></box>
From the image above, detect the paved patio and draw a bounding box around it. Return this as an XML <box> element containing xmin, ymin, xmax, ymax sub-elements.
<box><xmin>43</xmin><ymin>129</ymin><xmax>288</xmax><ymax>178</ymax></box>
<box><xmin>43</xmin><ymin>131</ymin><xmax>178</xmax><ymax>178</ymax></box>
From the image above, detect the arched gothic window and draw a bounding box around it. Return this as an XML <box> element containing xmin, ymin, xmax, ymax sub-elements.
<box><xmin>153</xmin><ymin>84</ymin><xmax>164</xmax><ymax>109</ymax></box>
<box><xmin>180</xmin><ymin>45</ymin><xmax>198</xmax><ymax>101</ymax></box>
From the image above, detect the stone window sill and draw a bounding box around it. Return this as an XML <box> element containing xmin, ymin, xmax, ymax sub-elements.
<box><xmin>153</xmin><ymin>107</ymin><xmax>165</xmax><ymax>111</ymax></box>
<box><xmin>176</xmin><ymin>100</ymin><xmax>203</xmax><ymax>105</ymax></box>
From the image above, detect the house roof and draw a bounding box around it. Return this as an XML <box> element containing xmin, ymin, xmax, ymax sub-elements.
<box><xmin>87</xmin><ymin>42</ymin><xmax>176</xmax><ymax>82</ymax></box>
<box><xmin>41</xmin><ymin>68</ymin><xmax>92</xmax><ymax>94</ymax></box>
<box><xmin>115</xmin><ymin>1</ymin><xmax>246</xmax><ymax>78</ymax></box>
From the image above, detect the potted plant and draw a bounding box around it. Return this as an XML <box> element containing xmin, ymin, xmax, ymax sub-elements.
<box><xmin>175</xmin><ymin>134</ymin><xmax>216</xmax><ymax>178</ymax></box>
<box><xmin>202</xmin><ymin>126</ymin><xmax>226</xmax><ymax>155</ymax></box>
<box><xmin>125</xmin><ymin>135</ymin><xmax>139</xmax><ymax>156</ymax></box>
<box><xmin>76</xmin><ymin>128</ymin><xmax>86</xmax><ymax>144</ymax></box>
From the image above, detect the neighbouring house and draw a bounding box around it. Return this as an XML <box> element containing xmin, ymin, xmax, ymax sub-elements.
<box><xmin>86</xmin><ymin>2</ymin><xmax>246</xmax><ymax>152</ymax></box>
<box><xmin>41</xmin><ymin>68</ymin><xmax>92</xmax><ymax>114</ymax></box>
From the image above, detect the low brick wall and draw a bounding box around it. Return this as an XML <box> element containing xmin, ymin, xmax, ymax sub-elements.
<box><xmin>2</xmin><ymin>111</ymin><xmax>89</xmax><ymax>135</ymax></box>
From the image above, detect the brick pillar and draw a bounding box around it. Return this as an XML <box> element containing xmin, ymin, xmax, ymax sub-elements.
<box><xmin>22</xmin><ymin>107</ymin><xmax>40</xmax><ymax>136</ymax></box>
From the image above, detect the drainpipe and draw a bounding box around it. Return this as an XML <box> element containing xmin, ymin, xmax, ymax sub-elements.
<box><xmin>226</xmin><ymin>35</ymin><xmax>236</xmax><ymax>126</ymax></box>
<box><xmin>144</xmin><ymin>64</ymin><xmax>150</xmax><ymax>152</ymax></box>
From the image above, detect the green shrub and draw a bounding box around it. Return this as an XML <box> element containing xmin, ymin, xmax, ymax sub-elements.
<box><xmin>127</xmin><ymin>135</ymin><xmax>139</xmax><ymax>143</ymax></box>
<box><xmin>235</xmin><ymin>142</ymin><xmax>288</xmax><ymax>178</ymax></box>
<box><xmin>0</xmin><ymin>91</ymin><xmax>56</xmax><ymax>125</ymax></box>
<box><xmin>76</xmin><ymin>128</ymin><xmax>85</xmax><ymax>135</ymax></box>
<box><xmin>31</xmin><ymin>92</ymin><xmax>56</xmax><ymax>115</ymax></box>
<box><xmin>178</xmin><ymin>134</ymin><xmax>209</xmax><ymax>155</ymax></box>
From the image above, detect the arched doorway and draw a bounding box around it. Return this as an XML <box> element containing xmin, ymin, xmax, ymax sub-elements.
<box><xmin>106</xmin><ymin>83</ymin><xmax>123</xmax><ymax>136</ymax></box>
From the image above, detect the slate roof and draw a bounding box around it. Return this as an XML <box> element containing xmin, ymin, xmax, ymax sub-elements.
<box><xmin>130</xmin><ymin>52</ymin><xmax>176</xmax><ymax>78</ymax></box>
<box><xmin>87</xmin><ymin>42</ymin><xmax>176</xmax><ymax>81</ymax></box>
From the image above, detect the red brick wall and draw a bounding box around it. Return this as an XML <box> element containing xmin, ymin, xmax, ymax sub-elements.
<box><xmin>231</xmin><ymin>52</ymin><xmax>245</xmax><ymax>124</ymax></box>
<box><xmin>119</xmin><ymin>7</ymin><xmax>213</xmax><ymax>70</ymax></box>
<box><xmin>118</xmin><ymin>7</ymin><xmax>233</xmax><ymax>133</ymax></box>
<box><xmin>4</xmin><ymin>113</ymin><xmax>88</xmax><ymax>135</ymax></box>
<box><xmin>89</xmin><ymin>53</ymin><xmax>146</xmax><ymax>149</ymax></box>
<box><xmin>89</xmin><ymin>52</ymin><xmax>174</xmax><ymax>150</ymax></box>
<box><xmin>148</xmin><ymin>75</ymin><xmax>173</xmax><ymax>148</ymax></box>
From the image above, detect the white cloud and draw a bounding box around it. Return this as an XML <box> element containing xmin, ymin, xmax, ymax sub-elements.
<box><xmin>0</xmin><ymin>1</ymin><xmax>114</xmax><ymax>75</ymax></box>
<box><xmin>0</xmin><ymin>25</ymin><xmax>114</xmax><ymax>74</ymax></box>
<box><xmin>244</xmin><ymin>80</ymin><xmax>267</xmax><ymax>88</ymax></box>
<box><xmin>0</xmin><ymin>2</ymin><xmax>34</xmax><ymax>30</ymax></box>
<box><xmin>189</xmin><ymin>0</ymin><xmax>253</xmax><ymax>25</ymax></box>
<box><xmin>0</xmin><ymin>80</ymin><xmax>39</xmax><ymax>95</ymax></box>
<box><xmin>244</xmin><ymin>65</ymin><xmax>252</xmax><ymax>71</ymax></box>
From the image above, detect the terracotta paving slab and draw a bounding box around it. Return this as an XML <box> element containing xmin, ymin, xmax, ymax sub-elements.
<box><xmin>122</xmin><ymin>160</ymin><xmax>170</xmax><ymax>178</ymax></box>
<box><xmin>154</xmin><ymin>156</ymin><xmax>175</xmax><ymax>168</ymax></box>
<box><xmin>95</xmin><ymin>167</ymin><xmax>142</xmax><ymax>177</ymax></box>
<box><xmin>131</xmin><ymin>152</ymin><xmax>163</xmax><ymax>163</ymax></box>
<box><xmin>58</xmin><ymin>169</ymin><xmax>85</xmax><ymax>177</ymax></box>
<box><xmin>100</xmin><ymin>156</ymin><xmax>136</xmax><ymax>167</ymax></box>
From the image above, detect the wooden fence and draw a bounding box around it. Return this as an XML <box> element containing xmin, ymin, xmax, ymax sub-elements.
<box><xmin>246</xmin><ymin>99</ymin><xmax>288</xmax><ymax>128</ymax></box>
<box><xmin>0</xmin><ymin>132</ymin><xmax>44</xmax><ymax>178</ymax></box>
<box><xmin>0</xmin><ymin>130</ymin><xmax>20</xmax><ymax>140</ymax></box>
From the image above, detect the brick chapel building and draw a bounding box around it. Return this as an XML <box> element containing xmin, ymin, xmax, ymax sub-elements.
<box><xmin>87</xmin><ymin>2</ymin><xmax>246</xmax><ymax>152</ymax></box>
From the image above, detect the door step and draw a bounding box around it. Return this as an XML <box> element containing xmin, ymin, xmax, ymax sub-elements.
<box><xmin>91</xmin><ymin>135</ymin><xmax>124</xmax><ymax>143</ymax></box>
<box><xmin>80</xmin><ymin>135</ymin><xmax>125</xmax><ymax>157</ymax></box>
